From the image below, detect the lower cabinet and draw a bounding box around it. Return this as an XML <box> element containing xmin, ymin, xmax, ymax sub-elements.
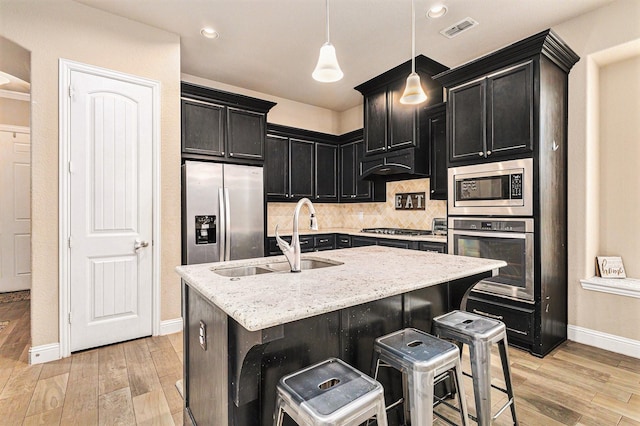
<box><xmin>267</xmin><ymin>234</ymin><xmax>335</xmax><ymax>256</ymax></box>
<box><xmin>465</xmin><ymin>293</ymin><xmax>535</xmax><ymax>346</ymax></box>
<box><xmin>268</xmin><ymin>234</ymin><xmax>446</xmax><ymax>255</ymax></box>
<box><xmin>418</xmin><ymin>241</ymin><xmax>447</xmax><ymax>253</ymax></box>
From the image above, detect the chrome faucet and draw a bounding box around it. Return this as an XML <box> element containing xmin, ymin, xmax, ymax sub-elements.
<box><xmin>275</xmin><ymin>197</ymin><xmax>318</xmax><ymax>272</ymax></box>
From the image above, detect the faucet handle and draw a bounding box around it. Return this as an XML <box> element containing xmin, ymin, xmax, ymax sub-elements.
<box><xmin>274</xmin><ymin>224</ymin><xmax>291</xmax><ymax>253</ymax></box>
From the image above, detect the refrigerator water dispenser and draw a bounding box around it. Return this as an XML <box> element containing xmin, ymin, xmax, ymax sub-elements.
<box><xmin>195</xmin><ymin>215</ymin><xmax>216</xmax><ymax>245</ymax></box>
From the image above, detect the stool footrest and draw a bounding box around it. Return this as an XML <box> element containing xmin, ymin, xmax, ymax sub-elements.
<box><xmin>492</xmin><ymin>397</ymin><xmax>515</xmax><ymax>421</ymax></box>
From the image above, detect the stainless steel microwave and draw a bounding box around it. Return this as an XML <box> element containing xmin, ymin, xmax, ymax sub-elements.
<box><xmin>448</xmin><ymin>158</ymin><xmax>533</xmax><ymax>216</ymax></box>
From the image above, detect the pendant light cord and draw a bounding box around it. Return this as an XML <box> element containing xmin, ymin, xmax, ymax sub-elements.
<box><xmin>411</xmin><ymin>0</ymin><xmax>415</xmax><ymax>73</ymax></box>
<box><xmin>326</xmin><ymin>0</ymin><xmax>330</xmax><ymax>43</ymax></box>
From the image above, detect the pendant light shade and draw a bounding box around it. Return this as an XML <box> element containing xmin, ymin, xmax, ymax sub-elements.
<box><xmin>313</xmin><ymin>0</ymin><xmax>343</xmax><ymax>82</ymax></box>
<box><xmin>400</xmin><ymin>0</ymin><xmax>427</xmax><ymax>105</ymax></box>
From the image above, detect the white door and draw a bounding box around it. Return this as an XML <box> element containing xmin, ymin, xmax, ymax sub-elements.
<box><xmin>0</xmin><ymin>129</ymin><xmax>31</xmax><ymax>293</ymax></box>
<box><xmin>69</xmin><ymin>69</ymin><xmax>153</xmax><ymax>352</ymax></box>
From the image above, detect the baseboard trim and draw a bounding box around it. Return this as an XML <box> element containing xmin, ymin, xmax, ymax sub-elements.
<box><xmin>160</xmin><ymin>317</ymin><xmax>183</xmax><ymax>335</ymax></box>
<box><xmin>568</xmin><ymin>324</ymin><xmax>640</xmax><ymax>359</ymax></box>
<box><xmin>29</xmin><ymin>343</ymin><xmax>61</xmax><ymax>365</ymax></box>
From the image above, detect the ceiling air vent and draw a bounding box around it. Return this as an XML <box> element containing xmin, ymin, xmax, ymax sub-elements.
<box><xmin>440</xmin><ymin>17</ymin><xmax>479</xmax><ymax>39</ymax></box>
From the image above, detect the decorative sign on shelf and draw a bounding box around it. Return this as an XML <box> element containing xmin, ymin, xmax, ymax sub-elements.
<box><xmin>595</xmin><ymin>256</ymin><xmax>626</xmax><ymax>278</ymax></box>
<box><xmin>395</xmin><ymin>192</ymin><xmax>426</xmax><ymax>210</ymax></box>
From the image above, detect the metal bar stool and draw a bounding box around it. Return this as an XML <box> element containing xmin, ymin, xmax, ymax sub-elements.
<box><xmin>432</xmin><ymin>310</ymin><xmax>518</xmax><ymax>426</ymax></box>
<box><xmin>371</xmin><ymin>328</ymin><xmax>469</xmax><ymax>426</ymax></box>
<box><xmin>274</xmin><ymin>357</ymin><xmax>388</xmax><ymax>426</ymax></box>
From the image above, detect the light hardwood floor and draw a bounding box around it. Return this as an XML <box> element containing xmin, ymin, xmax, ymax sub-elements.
<box><xmin>1</xmin><ymin>299</ymin><xmax>639</xmax><ymax>425</ymax></box>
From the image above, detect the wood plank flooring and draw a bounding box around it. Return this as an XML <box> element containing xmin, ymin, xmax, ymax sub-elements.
<box><xmin>1</xmin><ymin>299</ymin><xmax>639</xmax><ymax>425</ymax></box>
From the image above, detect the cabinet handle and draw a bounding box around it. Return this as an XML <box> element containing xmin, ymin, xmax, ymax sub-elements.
<box><xmin>478</xmin><ymin>152</ymin><xmax>484</xmax><ymax>156</ymax></box>
<box><xmin>472</xmin><ymin>309</ymin><xmax>503</xmax><ymax>320</ymax></box>
<box><xmin>507</xmin><ymin>327</ymin><xmax>529</xmax><ymax>336</ymax></box>
<box><xmin>221</xmin><ymin>151</ymin><xmax>225</xmax><ymax>155</ymax></box>
<box><xmin>285</xmin><ymin>194</ymin><xmax>289</xmax><ymax>198</ymax></box>
<box><xmin>229</xmin><ymin>152</ymin><xmax>233</xmax><ymax>157</ymax></box>
<box><xmin>486</xmin><ymin>150</ymin><xmax>492</xmax><ymax>155</ymax></box>
<box><xmin>382</xmin><ymin>147</ymin><xmax>387</xmax><ymax>151</ymax></box>
<box><xmin>351</xmin><ymin>195</ymin><xmax>356</xmax><ymax>198</ymax></box>
<box><xmin>300</xmin><ymin>240</ymin><xmax>309</xmax><ymax>245</ymax></box>
<box><xmin>319</xmin><ymin>239</ymin><xmax>329</xmax><ymax>243</ymax></box>
<box><xmin>431</xmin><ymin>189</ymin><xmax>435</xmax><ymax>193</ymax></box>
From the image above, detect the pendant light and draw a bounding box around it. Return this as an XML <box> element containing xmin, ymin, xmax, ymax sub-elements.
<box><xmin>400</xmin><ymin>0</ymin><xmax>427</xmax><ymax>104</ymax></box>
<box><xmin>312</xmin><ymin>0</ymin><xmax>343</xmax><ymax>82</ymax></box>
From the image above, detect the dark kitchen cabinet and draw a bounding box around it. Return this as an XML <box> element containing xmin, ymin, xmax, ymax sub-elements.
<box><xmin>181</xmin><ymin>82</ymin><xmax>275</xmax><ymax>164</ymax></box>
<box><xmin>434</xmin><ymin>29</ymin><xmax>579</xmax><ymax>356</ymax></box>
<box><xmin>315</xmin><ymin>142</ymin><xmax>338</xmax><ymax>202</ymax></box>
<box><xmin>290</xmin><ymin>138</ymin><xmax>315</xmax><ymax>199</ymax></box>
<box><xmin>355</xmin><ymin>55</ymin><xmax>448</xmax><ymax>180</ymax></box>
<box><xmin>336</xmin><ymin>234</ymin><xmax>351</xmax><ymax>248</ymax></box>
<box><xmin>339</xmin><ymin>131</ymin><xmax>383</xmax><ymax>202</ymax></box>
<box><xmin>427</xmin><ymin>104</ymin><xmax>447</xmax><ymax>200</ymax></box>
<box><xmin>417</xmin><ymin>241</ymin><xmax>446</xmax><ymax>253</ymax></box>
<box><xmin>265</xmin><ymin>135</ymin><xmax>289</xmax><ymax>199</ymax></box>
<box><xmin>447</xmin><ymin>61</ymin><xmax>534</xmax><ymax>163</ymax></box>
<box><xmin>351</xmin><ymin>236</ymin><xmax>377</xmax><ymax>247</ymax></box>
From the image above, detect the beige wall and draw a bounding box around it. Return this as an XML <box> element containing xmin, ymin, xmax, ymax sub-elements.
<box><xmin>0</xmin><ymin>96</ymin><xmax>29</xmax><ymax>127</ymax></box>
<box><xmin>554</xmin><ymin>0</ymin><xmax>640</xmax><ymax>341</ymax></box>
<box><xmin>0</xmin><ymin>0</ymin><xmax>182</xmax><ymax>346</ymax></box>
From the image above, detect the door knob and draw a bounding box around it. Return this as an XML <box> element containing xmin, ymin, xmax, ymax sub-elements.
<box><xmin>134</xmin><ymin>239</ymin><xmax>149</xmax><ymax>251</ymax></box>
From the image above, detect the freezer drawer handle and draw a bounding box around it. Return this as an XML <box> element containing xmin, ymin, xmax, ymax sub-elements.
<box><xmin>507</xmin><ymin>327</ymin><xmax>529</xmax><ymax>336</ymax></box>
<box><xmin>472</xmin><ymin>309</ymin><xmax>503</xmax><ymax>321</ymax></box>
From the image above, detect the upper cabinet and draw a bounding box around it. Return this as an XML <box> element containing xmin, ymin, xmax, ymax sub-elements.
<box><xmin>448</xmin><ymin>61</ymin><xmax>533</xmax><ymax>162</ymax></box>
<box><xmin>427</xmin><ymin>103</ymin><xmax>447</xmax><ymax>200</ymax></box>
<box><xmin>354</xmin><ymin>55</ymin><xmax>449</xmax><ymax>180</ymax></box>
<box><xmin>339</xmin><ymin>130</ymin><xmax>384</xmax><ymax>202</ymax></box>
<box><xmin>434</xmin><ymin>29</ymin><xmax>579</xmax><ymax>167</ymax></box>
<box><xmin>181</xmin><ymin>82</ymin><xmax>276</xmax><ymax>164</ymax></box>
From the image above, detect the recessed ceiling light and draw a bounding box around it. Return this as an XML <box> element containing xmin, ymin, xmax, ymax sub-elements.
<box><xmin>427</xmin><ymin>5</ymin><xmax>448</xmax><ymax>18</ymax></box>
<box><xmin>200</xmin><ymin>27</ymin><xmax>219</xmax><ymax>39</ymax></box>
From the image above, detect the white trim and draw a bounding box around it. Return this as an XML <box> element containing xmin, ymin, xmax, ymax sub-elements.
<box><xmin>160</xmin><ymin>317</ymin><xmax>184</xmax><ymax>335</ymax></box>
<box><xmin>0</xmin><ymin>89</ymin><xmax>30</xmax><ymax>102</ymax></box>
<box><xmin>580</xmin><ymin>276</ymin><xmax>640</xmax><ymax>299</ymax></box>
<box><xmin>59</xmin><ymin>59</ymin><xmax>162</xmax><ymax>358</ymax></box>
<box><xmin>29</xmin><ymin>343</ymin><xmax>61</xmax><ymax>365</ymax></box>
<box><xmin>568</xmin><ymin>324</ymin><xmax>640</xmax><ymax>359</ymax></box>
<box><xmin>0</xmin><ymin>124</ymin><xmax>30</xmax><ymax>134</ymax></box>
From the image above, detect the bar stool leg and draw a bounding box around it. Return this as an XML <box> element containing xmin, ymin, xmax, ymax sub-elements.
<box><xmin>406</xmin><ymin>369</ymin><xmax>434</xmax><ymax>426</ymax></box>
<box><xmin>273</xmin><ymin>395</ymin><xmax>285</xmax><ymax>426</ymax></box>
<box><xmin>469</xmin><ymin>341</ymin><xmax>492</xmax><ymax>426</ymax></box>
<box><xmin>452</xmin><ymin>359</ymin><xmax>470</xmax><ymax>426</ymax></box>
<box><xmin>375</xmin><ymin>398</ymin><xmax>389</xmax><ymax>426</ymax></box>
<box><xmin>498</xmin><ymin>338</ymin><xmax>518</xmax><ymax>425</ymax></box>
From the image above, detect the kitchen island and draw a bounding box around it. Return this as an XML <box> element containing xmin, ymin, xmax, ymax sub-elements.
<box><xmin>176</xmin><ymin>246</ymin><xmax>506</xmax><ymax>426</ymax></box>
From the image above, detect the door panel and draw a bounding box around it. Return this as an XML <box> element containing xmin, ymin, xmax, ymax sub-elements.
<box><xmin>69</xmin><ymin>70</ymin><xmax>153</xmax><ymax>352</ymax></box>
<box><xmin>0</xmin><ymin>130</ymin><xmax>31</xmax><ymax>293</ymax></box>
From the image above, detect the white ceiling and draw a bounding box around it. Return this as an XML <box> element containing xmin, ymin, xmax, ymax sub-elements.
<box><xmin>74</xmin><ymin>0</ymin><xmax>612</xmax><ymax>111</ymax></box>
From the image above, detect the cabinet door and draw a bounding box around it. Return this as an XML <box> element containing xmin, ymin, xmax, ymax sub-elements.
<box><xmin>486</xmin><ymin>61</ymin><xmax>533</xmax><ymax>156</ymax></box>
<box><xmin>265</xmin><ymin>135</ymin><xmax>289</xmax><ymax>199</ymax></box>
<box><xmin>182</xmin><ymin>99</ymin><xmax>225</xmax><ymax>156</ymax></box>
<box><xmin>364</xmin><ymin>88</ymin><xmax>387</xmax><ymax>155</ymax></box>
<box><xmin>315</xmin><ymin>142</ymin><xmax>338</xmax><ymax>202</ymax></box>
<box><xmin>290</xmin><ymin>138</ymin><xmax>315</xmax><ymax>199</ymax></box>
<box><xmin>377</xmin><ymin>238</ymin><xmax>411</xmax><ymax>249</ymax></box>
<box><xmin>418</xmin><ymin>242</ymin><xmax>446</xmax><ymax>253</ymax></box>
<box><xmin>449</xmin><ymin>80</ymin><xmax>485</xmax><ymax>162</ymax></box>
<box><xmin>339</xmin><ymin>142</ymin><xmax>356</xmax><ymax>200</ymax></box>
<box><xmin>354</xmin><ymin>140</ymin><xmax>372</xmax><ymax>199</ymax></box>
<box><xmin>429</xmin><ymin>108</ymin><xmax>447</xmax><ymax>200</ymax></box>
<box><xmin>388</xmin><ymin>78</ymin><xmax>417</xmax><ymax>151</ymax></box>
<box><xmin>227</xmin><ymin>107</ymin><xmax>265</xmax><ymax>160</ymax></box>
<box><xmin>351</xmin><ymin>236</ymin><xmax>376</xmax><ymax>247</ymax></box>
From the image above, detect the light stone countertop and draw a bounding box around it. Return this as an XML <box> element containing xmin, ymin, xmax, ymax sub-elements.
<box><xmin>267</xmin><ymin>227</ymin><xmax>448</xmax><ymax>243</ymax></box>
<box><xmin>176</xmin><ymin>246</ymin><xmax>505</xmax><ymax>332</ymax></box>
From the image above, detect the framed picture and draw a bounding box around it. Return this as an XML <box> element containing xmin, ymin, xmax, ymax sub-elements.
<box><xmin>595</xmin><ymin>256</ymin><xmax>626</xmax><ymax>278</ymax></box>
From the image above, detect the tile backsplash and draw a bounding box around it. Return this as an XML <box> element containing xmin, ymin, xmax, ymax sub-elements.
<box><xmin>267</xmin><ymin>178</ymin><xmax>446</xmax><ymax>233</ymax></box>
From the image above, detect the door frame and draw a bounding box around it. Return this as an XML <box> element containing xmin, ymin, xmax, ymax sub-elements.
<box><xmin>58</xmin><ymin>59</ymin><xmax>161</xmax><ymax>358</ymax></box>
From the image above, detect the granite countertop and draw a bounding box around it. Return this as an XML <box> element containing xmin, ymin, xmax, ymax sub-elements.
<box><xmin>176</xmin><ymin>246</ymin><xmax>505</xmax><ymax>332</ymax></box>
<box><xmin>267</xmin><ymin>227</ymin><xmax>448</xmax><ymax>243</ymax></box>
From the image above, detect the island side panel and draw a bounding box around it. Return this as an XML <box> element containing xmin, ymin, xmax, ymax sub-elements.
<box><xmin>184</xmin><ymin>284</ymin><xmax>229</xmax><ymax>426</ymax></box>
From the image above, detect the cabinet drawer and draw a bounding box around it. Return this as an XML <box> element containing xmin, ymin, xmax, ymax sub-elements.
<box><xmin>299</xmin><ymin>235</ymin><xmax>314</xmax><ymax>253</ymax></box>
<box><xmin>377</xmin><ymin>238</ymin><xmax>411</xmax><ymax>249</ymax></box>
<box><xmin>337</xmin><ymin>234</ymin><xmax>351</xmax><ymax>248</ymax></box>
<box><xmin>314</xmin><ymin>235</ymin><xmax>335</xmax><ymax>251</ymax></box>
<box><xmin>267</xmin><ymin>237</ymin><xmax>289</xmax><ymax>256</ymax></box>
<box><xmin>466</xmin><ymin>295</ymin><xmax>534</xmax><ymax>343</ymax></box>
<box><xmin>418</xmin><ymin>242</ymin><xmax>446</xmax><ymax>253</ymax></box>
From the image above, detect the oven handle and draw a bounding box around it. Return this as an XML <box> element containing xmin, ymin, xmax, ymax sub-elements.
<box><xmin>449</xmin><ymin>230</ymin><xmax>529</xmax><ymax>239</ymax></box>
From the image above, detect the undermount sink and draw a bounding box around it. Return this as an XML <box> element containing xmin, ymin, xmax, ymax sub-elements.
<box><xmin>213</xmin><ymin>265</ymin><xmax>274</xmax><ymax>277</ymax></box>
<box><xmin>265</xmin><ymin>258</ymin><xmax>344</xmax><ymax>272</ymax></box>
<box><xmin>212</xmin><ymin>257</ymin><xmax>344</xmax><ymax>277</ymax></box>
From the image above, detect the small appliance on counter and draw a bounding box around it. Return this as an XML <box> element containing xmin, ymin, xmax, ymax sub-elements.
<box><xmin>432</xmin><ymin>218</ymin><xmax>447</xmax><ymax>235</ymax></box>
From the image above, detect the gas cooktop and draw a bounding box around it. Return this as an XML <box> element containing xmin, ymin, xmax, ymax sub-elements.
<box><xmin>360</xmin><ymin>228</ymin><xmax>433</xmax><ymax>236</ymax></box>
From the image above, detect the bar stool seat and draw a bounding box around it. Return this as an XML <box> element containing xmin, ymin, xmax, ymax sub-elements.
<box><xmin>274</xmin><ymin>357</ymin><xmax>388</xmax><ymax>426</ymax></box>
<box><xmin>433</xmin><ymin>310</ymin><xmax>518</xmax><ymax>426</ymax></box>
<box><xmin>372</xmin><ymin>328</ymin><xmax>469</xmax><ymax>426</ymax></box>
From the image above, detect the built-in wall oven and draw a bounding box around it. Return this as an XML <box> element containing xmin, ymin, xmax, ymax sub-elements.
<box><xmin>448</xmin><ymin>217</ymin><xmax>534</xmax><ymax>302</ymax></box>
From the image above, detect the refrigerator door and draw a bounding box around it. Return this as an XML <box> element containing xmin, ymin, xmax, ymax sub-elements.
<box><xmin>223</xmin><ymin>164</ymin><xmax>265</xmax><ymax>260</ymax></box>
<box><xmin>183</xmin><ymin>161</ymin><xmax>223</xmax><ymax>264</ymax></box>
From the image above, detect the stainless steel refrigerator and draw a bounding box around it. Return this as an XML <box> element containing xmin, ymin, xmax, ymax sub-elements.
<box><xmin>182</xmin><ymin>160</ymin><xmax>264</xmax><ymax>265</ymax></box>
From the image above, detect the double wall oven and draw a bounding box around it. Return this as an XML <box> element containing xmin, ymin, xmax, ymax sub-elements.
<box><xmin>448</xmin><ymin>158</ymin><xmax>535</xmax><ymax>304</ymax></box>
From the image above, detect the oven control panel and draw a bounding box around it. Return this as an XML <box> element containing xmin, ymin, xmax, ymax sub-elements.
<box><xmin>450</xmin><ymin>218</ymin><xmax>533</xmax><ymax>233</ymax></box>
